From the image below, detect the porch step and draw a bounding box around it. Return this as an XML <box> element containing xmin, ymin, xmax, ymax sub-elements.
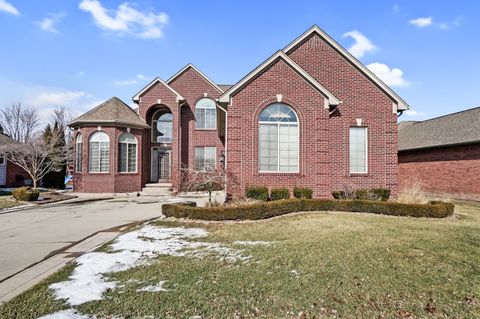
<box><xmin>141</xmin><ymin>183</ymin><xmax>172</xmax><ymax>196</ymax></box>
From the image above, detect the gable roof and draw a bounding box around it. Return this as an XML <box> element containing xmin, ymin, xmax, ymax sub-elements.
<box><xmin>132</xmin><ymin>77</ymin><xmax>185</xmax><ymax>103</ymax></box>
<box><xmin>218</xmin><ymin>84</ymin><xmax>232</xmax><ymax>92</ymax></box>
<box><xmin>283</xmin><ymin>25</ymin><xmax>409</xmax><ymax>112</ymax></box>
<box><xmin>398</xmin><ymin>107</ymin><xmax>480</xmax><ymax>151</ymax></box>
<box><xmin>0</xmin><ymin>132</ymin><xmax>20</xmax><ymax>146</ymax></box>
<box><xmin>167</xmin><ymin>63</ymin><xmax>224</xmax><ymax>94</ymax></box>
<box><xmin>69</xmin><ymin>97</ymin><xmax>150</xmax><ymax>129</ymax></box>
<box><xmin>218</xmin><ymin>51</ymin><xmax>341</xmax><ymax>107</ymax></box>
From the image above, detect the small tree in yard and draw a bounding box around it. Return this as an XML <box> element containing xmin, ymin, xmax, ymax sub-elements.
<box><xmin>181</xmin><ymin>168</ymin><xmax>237</xmax><ymax>206</ymax></box>
<box><xmin>0</xmin><ymin>129</ymin><xmax>69</xmax><ymax>189</ymax></box>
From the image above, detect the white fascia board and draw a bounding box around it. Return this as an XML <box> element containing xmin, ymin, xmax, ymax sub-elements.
<box><xmin>218</xmin><ymin>51</ymin><xmax>340</xmax><ymax>106</ymax></box>
<box><xmin>167</xmin><ymin>64</ymin><xmax>224</xmax><ymax>94</ymax></box>
<box><xmin>283</xmin><ymin>25</ymin><xmax>409</xmax><ymax>111</ymax></box>
<box><xmin>132</xmin><ymin>77</ymin><xmax>185</xmax><ymax>103</ymax></box>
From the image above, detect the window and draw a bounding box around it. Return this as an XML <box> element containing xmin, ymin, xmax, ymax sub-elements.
<box><xmin>75</xmin><ymin>134</ymin><xmax>83</xmax><ymax>173</ymax></box>
<box><xmin>195</xmin><ymin>98</ymin><xmax>216</xmax><ymax>129</ymax></box>
<box><xmin>259</xmin><ymin>103</ymin><xmax>299</xmax><ymax>172</ymax></box>
<box><xmin>152</xmin><ymin>111</ymin><xmax>173</xmax><ymax>143</ymax></box>
<box><xmin>0</xmin><ymin>154</ymin><xmax>5</xmax><ymax>165</ymax></box>
<box><xmin>349</xmin><ymin>127</ymin><xmax>368</xmax><ymax>173</ymax></box>
<box><xmin>194</xmin><ymin>147</ymin><xmax>216</xmax><ymax>171</ymax></box>
<box><xmin>89</xmin><ymin>131</ymin><xmax>110</xmax><ymax>173</ymax></box>
<box><xmin>118</xmin><ymin>133</ymin><xmax>137</xmax><ymax>173</ymax></box>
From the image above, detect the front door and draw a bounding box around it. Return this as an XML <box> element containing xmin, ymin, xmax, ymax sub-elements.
<box><xmin>151</xmin><ymin>148</ymin><xmax>171</xmax><ymax>182</ymax></box>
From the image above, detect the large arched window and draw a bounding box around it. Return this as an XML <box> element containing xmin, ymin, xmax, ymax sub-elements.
<box><xmin>118</xmin><ymin>133</ymin><xmax>137</xmax><ymax>173</ymax></box>
<box><xmin>75</xmin><ymin>134</ymin><xmax>83</xmax><ymax>173</ymax></box>
<box><xmin>195</xmin><ymin>98</ymin><xmax>216</xmax><ymax>129</ymax></box>
<box><xmin>89</xmin><ymin>131</ymin><xmax>110</xmax><ymax>173</ymax></box>
<box><xmin>259</xmin><ymin>103</ymin><xmax>299</xmax><ymax>172</ymax></box>
<box><xmin>152</xmin><ymin>110</ymin><xmax>172</xmax><ymax>143</ymax></box>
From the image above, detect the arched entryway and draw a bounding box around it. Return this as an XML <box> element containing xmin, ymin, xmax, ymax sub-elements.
<box><xmin>149</xmin><ymin>106</ymin><xmax>173</xmax><ymax>182</ymax></box>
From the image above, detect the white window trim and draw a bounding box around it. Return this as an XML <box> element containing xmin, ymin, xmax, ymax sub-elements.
<box><xmin>118</xmin><ymin>134</ymin><xmax>138</xmax><ymax>174</ymax></box>
<box><xmin>194</xmin><ymin>146</ymin><xmax>217</xmax><ymax>171</ymax></box>
<box><xmin>349</xmin><ymin>127</ymin><xmax>368</xmax><ymax>174</ymax></box>
<box><xmin>75</xmin><ymin>136</ymin><xmax>83</xmax><ymax>173</ymax></box>
<box><xmin>89</xmin><ymin>132</ymin><xmax>110</xmax><ymax>174</ymax></box>
<box><xmin>258</xmin><ymin>104</ymin><xmax>300</xmax><ymax>174</ymax></box>
<box><xmin>195</xmin><ymin>98</ymin><xmax>217</xmax><ymax>130</ymax></box>
<box><xmin>151</xmin><ymin>109</ymin><xmax>173</xmax><ymax>143</ymax></box>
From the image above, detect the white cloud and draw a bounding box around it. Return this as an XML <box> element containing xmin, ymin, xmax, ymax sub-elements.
<box><xmin>367</xmin><ymin>62</ymin><xmax>410</xmax><ymax>87</ymax></box>
<box><xmin>77</xmin><ymin>71</ymin><xmax>85</xmax><ymax>77</ymax></box>
<box><xmin>36</xmin><ymin>13</ymin><xmax>65</xmax><ymax>33</ymax></box>
<box><xmin>409</xmin><ymin>17</ymin><xmax>433</xmax><ymax>28</ymax></box>
<box><xmin>114</xmin><ymin>74</ymin><xmax>150</xmax><ymax>86</ymax></box>
<box><xmin>342</xmin><ymin>30</ymin><xmax>377</xmax><ymax>59</ymax></box>
<box><xmin>79</xmin><ymin>0</ymin><xmax>169</xmax><ymax>39</ymax></box>
<box><xmin>0</xmin><ymin>0</ymin><xmax>19</xmax><ymax>15</ymax></box>
<box><xmin>393</xmin><ymin>4</ymin><xmax>400</xmax><ymax>12</ymax></box>
<box><xmin>409</xmin><ymin>16</ymin><xmax>463</xmax><ymax>30</ymax></box>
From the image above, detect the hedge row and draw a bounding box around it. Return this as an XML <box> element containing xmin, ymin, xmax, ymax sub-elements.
<box><xmin>163</xmin><ymin>199</ymin><xmax>454</xmax><ymax>221</ymax></box>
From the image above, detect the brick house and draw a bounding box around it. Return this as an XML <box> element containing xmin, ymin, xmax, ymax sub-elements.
<box><xmin>69</xmin><ymin>25</ymin><xmax>409</xmax><ymax>198</ymax></box>
<box><xmin>0</xmin><ymin>133</ymin><xmax>28</xmax><ymax>187</ymax></box>
<box><xmin>398</xmin><ymin>107</ymin><xmax>480</xmax><ymax>200</ymax></box>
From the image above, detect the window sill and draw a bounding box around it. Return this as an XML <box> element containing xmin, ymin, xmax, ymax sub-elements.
<box><xmin>118</xmin><ymin>172</ymin><xmax>138</xmax><ymax>175</ymax></box>
<box><xmin>195</xmin><ymin>128</ymin><xmax>217</xmax><ymax>131</ymax></box>
<box><xmin>349</xmin><ymin>172</ymin><xmax>369</xmax><ymax>177</ymax></box>
<box><xmin>88</xmin><ymin>172</ymin><xmax>111</xmax><ymax>175</ymax></box>
<box><xmin>258</xmin><ymin>172</ymin><xmax>302</xmax><ymax>176</ymax></box>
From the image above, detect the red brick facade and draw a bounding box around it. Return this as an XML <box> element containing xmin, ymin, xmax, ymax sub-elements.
<box><xmin>71</xmin><ymin>26</ymin><xmax>404</xmax><ymax>197</ymax></box>
<box><xmin>5</xmin><ymin>161</ymin><xmax>28</xmax><ymax>187</ymax></box>
<box><xmin>398</xmin><ymin>144</ymin><xmax>480</xmax><ymax>200</ymax></box>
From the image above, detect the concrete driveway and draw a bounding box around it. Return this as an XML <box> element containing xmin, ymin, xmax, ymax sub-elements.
<box><xmin>0</xmin><ymin>196</ymin><xmax>168</xmax><ymax>281</ymax></box>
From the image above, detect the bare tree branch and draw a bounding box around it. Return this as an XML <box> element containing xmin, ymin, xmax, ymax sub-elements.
<box><xmin>0</xmin><ymin>102</ymin><xmax>39</xmax><ymax>143</ymax></box>
<box><xmin>0</xmin><ymin>130</ymin><xmax>69</xmax><ymax>189</ymax></box>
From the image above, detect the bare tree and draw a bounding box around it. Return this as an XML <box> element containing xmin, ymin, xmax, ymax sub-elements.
<box><xmin>50</xmin><ymin>107</ymin><xmax>73</xmax><ymax>142</ymax></box>
<box><xmin>0</xmin><ymin>130</ymin><xmax>69</xmax><ymax>189</ymax></box>
<box><xmin>0</xmin><ymin>102</ymin><xmax>39</xmax><ymax>142</ymax></box>
<box><xmin>181</xmin><ymin>168</ymin><xmax>238</xmax><ymax>206</ymax></box>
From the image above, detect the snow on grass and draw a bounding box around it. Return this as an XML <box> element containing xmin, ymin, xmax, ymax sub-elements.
<box><xmin>37</xmin><ymin>309</ymin><xmax>93</xmax><ymax>319</ymax></box>
<box><xmin>137</xmin><ymin>281</ymin><xmax>169</xmax><ymax>292</ymax></box>
<box><xmin>48</xmin><ymin>225</ymin><xmax>249</xmax><ymax>307</ymax></box>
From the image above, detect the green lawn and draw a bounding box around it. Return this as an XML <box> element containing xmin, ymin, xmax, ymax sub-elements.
<box><xmin>1</xmin><ymin>202</ymin><xmax>479</xmax><ymax>318</ymax></box>
<box><xmin>0</xmin><ymin>195</ymin><xmax>23</xmax><ymax>210</ymax></box>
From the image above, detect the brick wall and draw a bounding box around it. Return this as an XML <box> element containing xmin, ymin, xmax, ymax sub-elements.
<box><xmin>6</xmin><ymin>161</ymin><xmax>28</xmax><ymax>187</ymax></box>
<box><xmin>398</xmin><ymin>144</ymin><xmax>480</xmax><ymax>199</ymax></box>
<box><xmin>168</xmin><ymin>67</ymin><xmax>225</xmax><ymax>174</ymax></box>
<box><xmin>72</xmin><ymin>126</ymin><xmax>144</xmax><ymax>193</ymax></box>
<box><xmin>227</xmin><ymin>33</ymin><xmax>398</xmax><ymax>198</ymax></box>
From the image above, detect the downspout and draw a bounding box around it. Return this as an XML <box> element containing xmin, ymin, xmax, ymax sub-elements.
<box><xmin>178</xmin><ymin>99</ymin><xmax>186</xmax><ymax>190</ymax></box>
<box><xmin>216</xmin><ymin>101</ymin><xmax>228</xmax><ymax>170</ymax></box>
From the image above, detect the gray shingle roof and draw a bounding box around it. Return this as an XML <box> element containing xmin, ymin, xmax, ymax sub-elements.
<box><xmin>0</xmin><ymin>133</ymin><xmax>19</xmax><ymax>145</ymax></box>
<box><xmin>398</xmin><ymin>107</ymin><xmax>480</xmax><ymax>151</ymax></box>
<box><xmin>69</xmin><ymin>97</ymin><xmax>149</xmax><ymax>129</ymax></box>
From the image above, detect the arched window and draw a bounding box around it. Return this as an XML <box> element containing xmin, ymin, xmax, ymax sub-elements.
<box><xmin>75</xmin><ymin>134</ymin><xmax>83</xmax><ymax>173</ymax></box>
<box><xmin>195</xmin><ymin>98</ymin><xmax>216</xmax><ymax>129</ymax></box>
<box><xmin>118</xmin><ymin>133</ymin><xmax>137</xmax><ymax>173</ymax></box>
<box><xmin>259</xmin><ymin>103</ymin><xmax>299</xmax><ymax>172</ymax></box>
<box><xmin>152</xmin><ymin>110</ymin><xmax>172</xmax><ymax>143</ymax></box>
<box><xmin>89</xmin><ymin>131</ymin><xmax>110</xmax><ymax>173</ymax></box>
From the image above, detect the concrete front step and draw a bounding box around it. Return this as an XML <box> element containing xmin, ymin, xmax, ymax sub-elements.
<box><xmin>145</xmin><ymin>183</ymin><xmax>172</xmax><ymax>188</ymax></box>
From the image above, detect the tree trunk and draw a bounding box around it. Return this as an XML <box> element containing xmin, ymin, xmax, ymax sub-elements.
<box><xmin>33</xmin><ymin>178</ymin><xmax>37</xmax><ymax>189</ymax></box>
<box><xmin>208</xmin><ymin>190</ymin><xmax>212</xmax><ymax>207</ymax></box>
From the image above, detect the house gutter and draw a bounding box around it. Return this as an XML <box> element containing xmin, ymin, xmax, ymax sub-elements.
<box><xmin>216</xmin><ymin>101</ymin><xmax>228</xmax><ymax>170</ymax></box>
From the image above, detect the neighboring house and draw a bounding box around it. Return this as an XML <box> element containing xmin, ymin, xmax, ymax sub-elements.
<box><xmin>398</xmin><ymin>107</ymin><xmax>480</xmax><ymax>199</ymax></box>
<box><xmin>0</xmin><ymin>133</ymin><xmax>28</xmax><ymax>187</ymax></box>
<box><xmin>69</xmin><ymin>25</ymin><xmax>409</xmax><ymax>197</ymax></box>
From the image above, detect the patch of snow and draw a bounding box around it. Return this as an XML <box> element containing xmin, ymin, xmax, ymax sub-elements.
<box><xmin>48</xmin><ymin>225</ymin><xmax>249</xmax><ymax>308</ymax></box>
<box><xmin>290</xmin><ymin>269</ymin><xmax>300</xmax><ymax>277</ymax></box>
<box><xmin>137</xmin><ymin>281</ymin><xmax>169</xmax><ymax>292</ymax></box>
<box><xmin>233</xmin><ymin>240</ymin><xmax>272</xmax><ymax>246</ymax></box>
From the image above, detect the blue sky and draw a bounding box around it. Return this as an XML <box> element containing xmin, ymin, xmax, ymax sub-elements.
<box><xmin>0</xmin><ymin>0</ymin><xmax>478</xmax><ymax>125</ymax></box>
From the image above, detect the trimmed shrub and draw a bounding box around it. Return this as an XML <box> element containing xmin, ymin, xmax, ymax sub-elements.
<box><xmin>270</xmin><ymin>188</ymin><xmax>290</xmax><ymax>201</ymax></box>
<box><xmin>332</xmin><ymin>188</ymin><xmax>391</xmax><ymax>201</ymax></box>
<box><xmin>293</xmin><ymin>187</ymin><xmax>313</xmax><ymax>199</ymax></box>
<box><xmin>246</xmin><ymin>186</ymin><xmax>269</xmax><ymax>201</ymax></box>
<box><xmin>163</xmin><ymin>198</ymin><xmax>454</xmax><ymax>221</ymax></box>
<box><xmin>12</xmin><ymin>187</ymin><xmax>40</xmax><ymax>202</ymax></box>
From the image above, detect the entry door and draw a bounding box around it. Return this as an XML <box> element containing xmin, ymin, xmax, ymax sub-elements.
<box><xmin>151</xmin><ymin>148</ymin><xmax>171</xmax><ymax>182</ymax></box>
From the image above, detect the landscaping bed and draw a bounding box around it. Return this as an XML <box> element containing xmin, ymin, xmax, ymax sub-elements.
<box><xmin>163</xmin><ymin>198</ymin><xmax>455</xmax><ymax>221</ymax></box>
